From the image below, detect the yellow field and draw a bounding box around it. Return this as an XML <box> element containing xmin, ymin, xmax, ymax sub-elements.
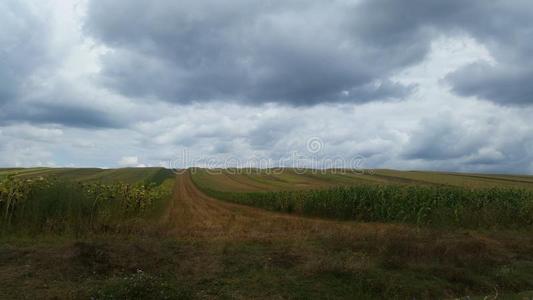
<box><xmin>0</xmin><ymin>167</ymin><xmax>174</xmax><ymax>185</ymax></box>
<box><xmin>191</xmin><ymin>168</ymin><xmax>533</xmax><ymax>192</ymax></box>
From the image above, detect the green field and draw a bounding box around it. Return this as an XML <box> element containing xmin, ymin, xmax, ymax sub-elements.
<box><xmin>2</xmin><ymin>168</ymin><xmax>533</xmax><ymax>299</ymax></box>
<box><xmin>192</xmin><ymin>168</ymin><xmax>533</xmax><ymax>229</ymax></box>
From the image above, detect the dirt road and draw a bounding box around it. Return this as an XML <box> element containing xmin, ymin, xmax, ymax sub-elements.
<box><xmin>163</xmin><ymin>171</ymin><xmax>394</xmax><ymax>241</ymax></box>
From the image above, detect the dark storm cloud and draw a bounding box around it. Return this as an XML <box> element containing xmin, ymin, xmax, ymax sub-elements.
<box><xmin>0</xmin><ymin>1</ymin><xmax>123</xmax><ymax>129</ymax></box>
<box><xmin>355</xmin><ymin>0</ymin><xmax>533</xmax><ymax>105</ymax></box>
<box><xmin>0</xmin><ymin>101</ymin><xmax>120</xmax><ymax>129</ymax></box>
<box><xmin>85</xmin><ymin>0</ymin><xmax>533</xmax><ymax>106</ymax></box>
<box><xmin>441</xmin><ymin>0</ymin><xmax>533</xmax><ymax>105</ymax></box>
<box><xmin>84</xmin><ymin>0</ymin><xmax>418</xmax><ymax>105</ymax></box>
<box><xmin>446</xmin><ymin>63</ymin><xmax>533</xmax><ymax>105</ymax></box>
<box><xmin>21</xmin><ymin>103</ymin><xmax>120</xmax><ymax>129</ymax></box>
<box><xmin>0</xmin><ymin>0</ymin><xmax>50</xmax><ymax>105</ymax></box>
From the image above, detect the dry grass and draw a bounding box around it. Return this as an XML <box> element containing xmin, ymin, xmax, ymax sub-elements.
<box><xmin>191</xmin><ymin>168</ymin><xmax>533</xmax><ymax>193</ymax></box>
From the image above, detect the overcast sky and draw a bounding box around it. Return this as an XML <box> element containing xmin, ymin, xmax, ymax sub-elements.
<box><xmin>1</xmin><ymin>0</ymin><xmax>533</xmax><ymax>173</ymax></box>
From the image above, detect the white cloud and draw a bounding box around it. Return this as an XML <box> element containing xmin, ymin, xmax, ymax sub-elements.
<box><xmin>118</xmin><ymin>156</ymin><xmax>139</xmax><ymax>166</ymax></box>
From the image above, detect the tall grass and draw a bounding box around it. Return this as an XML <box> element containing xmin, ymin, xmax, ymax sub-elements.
<box><xmin>195</xmin><ymin>181</ymin><xmax>533</xmax><ymax>229</ymax></box>
<box><xmin>0</xmin><ymin>176</ymin><xmax>172</xmax><ymax>236</ymax></box>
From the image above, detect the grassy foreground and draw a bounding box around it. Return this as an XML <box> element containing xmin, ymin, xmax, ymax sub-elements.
<box><xmin>2</xmin><ymin>168</ymin><xmax>533</xmax><ymax>299</ymax></box>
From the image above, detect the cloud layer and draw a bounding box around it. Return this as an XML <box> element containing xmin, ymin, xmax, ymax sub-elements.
<box><xmin>1</xmin><ymin>0</ymin><xmax>533</xmax><ymax>173</ymax></box>
<box><xmin>85</xmin><ymin>0</ymin><xmax>419</xmax><ymax>105</ymax></box>
<box><xmin>0</xmin><ymin>0</ymin><xmax>50</xmax><ymax>105</ymax></box>
<box><xmin>84</xmin><ymin>0</ymin><xmax>533</xmax><ymax>106</ymax></box>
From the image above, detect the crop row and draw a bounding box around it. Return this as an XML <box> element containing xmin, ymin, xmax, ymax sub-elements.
<box><xmin>197</xmin><ymin>182</ymin><xmax>533</xmax><ymax>228</ymax></box>
<box><xmin>0</xmin><ymin>176</ymin><xmax>172</xmax><ymax>236</ymax></box>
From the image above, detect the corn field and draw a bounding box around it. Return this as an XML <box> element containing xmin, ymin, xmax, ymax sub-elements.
<box><xmin>197</xmin><ymin>183</ymin><xmax>533</xmax><ymax>228</ymax></box>
<box><xmin>0</xmin><ymin>175</ymin><xmax>171</xmax><ymax>235</ymax></box>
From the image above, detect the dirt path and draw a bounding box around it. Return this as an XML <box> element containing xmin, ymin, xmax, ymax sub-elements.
<box><xmin>163</xmin><ymin>171</ymin><xmax>396</xmax><ymax>241</ymax></box>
